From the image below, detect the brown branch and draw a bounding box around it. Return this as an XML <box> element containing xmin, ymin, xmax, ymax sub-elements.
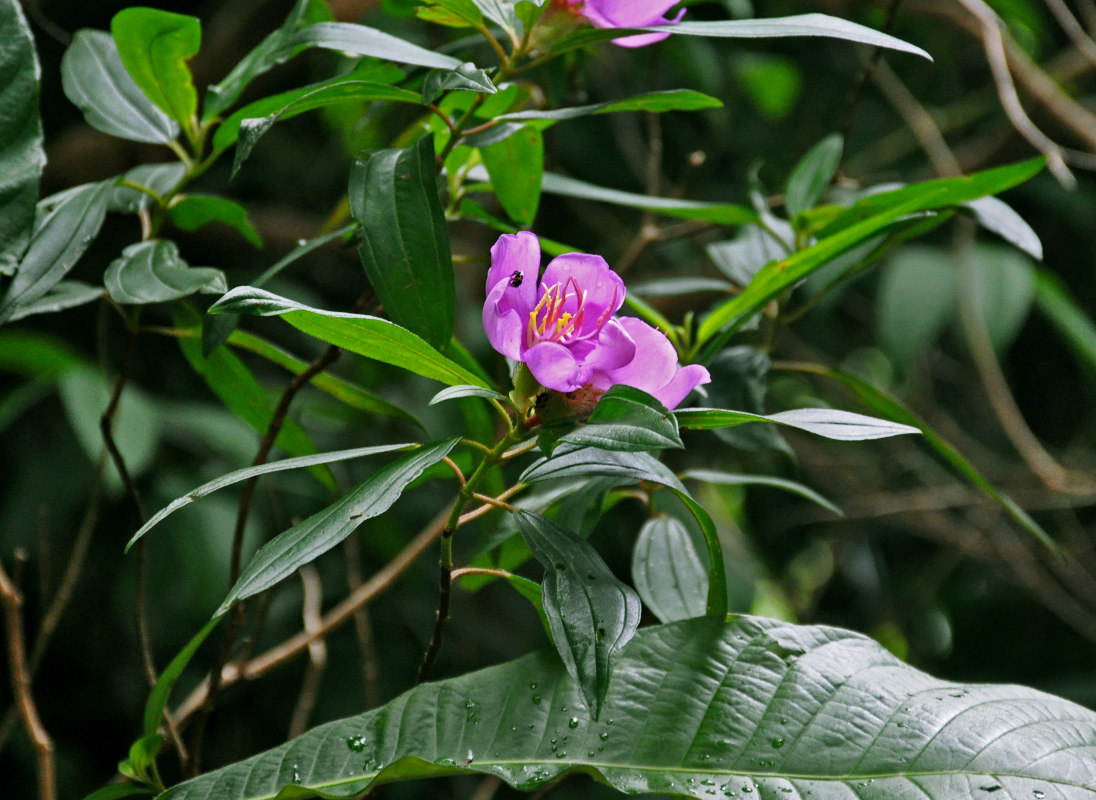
<box><xmin>1042</xmin><ymin>0</ymin><xmax>1096</xmax><ymax>68</ymax></box>
<box><xmin>287</xmin><ymin>566</ymin><xmax>327</xmax><ymax>739</ymax></box>
<box><xmin>343</xmin><ymin>535</ymin><xmax>381</xmax><ymax>708</ymax></box>
<box><xmin>871</xmin><ymin>61</ymin><xmax>963</xmax><ymax>176</ymax></box>
<box><xmin>0</xmin><ymin>561</ymin><xmax>55</xmax><ymax>800</ymax></box>
<box><xmin>173</xmin><ymin>502</ymin><xmax>453</xmax><ymax>725</ymax></box>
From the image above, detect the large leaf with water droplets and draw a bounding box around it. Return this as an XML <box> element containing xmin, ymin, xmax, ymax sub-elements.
<box><xmin>159</xmin><ymin>614</ymin><xmax>1096</xmax><ymax>800</ymax></box>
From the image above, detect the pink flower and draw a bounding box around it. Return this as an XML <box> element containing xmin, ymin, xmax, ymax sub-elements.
<box><xmin>484</xmin><ymin>232</ymin><xmax>710</xmax><ymax>410</ymax></box>
<box><xmin>559</xmin><ymin>0</ymin><xmax>685</xmax><ymax>48</ymax></box>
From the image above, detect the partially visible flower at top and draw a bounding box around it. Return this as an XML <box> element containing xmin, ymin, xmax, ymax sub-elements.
<box><xmin>483</xmin><ymin>232</ymin><xmax>710</xmax><ymax>412</ymax></box>
<box><xmin>555</xmin><ymin>0</ymin><xmax>685</xmax><ymax>48</ymax></box>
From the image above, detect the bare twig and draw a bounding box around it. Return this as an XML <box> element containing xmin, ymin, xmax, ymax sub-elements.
<box><xmin>871</xmin><ymin>61</ymin><xmax>963</xmax><ymax>176</ymax></box>
<box><xmin>0</xmin><ymin>561</ymin><xmax>55</xmax><ymax>800</ymax></box>
<box><xmin>343</xmin><ymin>535</ymin><xmax>381</xmax><ymax>709</ymax></box>
<box><xmin>287</xmin><ymin>566</ymin><xmax>327</xmax><ymax>739</ymax></box>
<box><xmin>1042</xmin><ymin>0</ymin><xmax>1096</xmax><ymax>68</ymax></box>
<box><xmin>841</xmin><ymin>0</ymin><xmax>906</xmax><ymax>146</ymax></box>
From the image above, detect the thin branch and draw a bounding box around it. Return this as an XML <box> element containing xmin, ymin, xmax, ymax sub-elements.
<box><xmin>1042</xmin><ymin>0</ymin><xmax>1096</xmax><ymax>68</ymax></box>
<box><xmin>0</xmin><ymin>561</ymin><xmax>55</xmax><ymax>800</ymax></box>
<box><xmin>871</xmin><ymin>61</ymin><xmax>963</xmax><ymax>176</ymax></box>
<box><xmin>287</xmin><ymin>566</ymin><xmax>327</xmax><ymax>739</ymax></box>
<box><xmin>841</xmin><ymin>0</ymin><xmax>906</xmax><ymax>146</ymax></box>
<box><xmin>343</xmin><ymin>535</ymin><xmax>381</xmax><ymax>708</ymax></box>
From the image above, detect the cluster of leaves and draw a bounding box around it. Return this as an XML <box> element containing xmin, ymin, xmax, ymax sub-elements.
<box><xmin>2</xmin><ymin>1</ymin><xmax>1095</xmax><ymax>799</ymax></box>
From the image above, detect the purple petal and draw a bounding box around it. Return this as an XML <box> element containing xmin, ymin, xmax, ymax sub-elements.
<box><xmin>648</xmin><ymin>364</ymin><xmax>710</xmax><ymax>409</ymax></box>
<box><xmin>483</xmin><ymin>279</ymin><xmax>526</xmax><ymax>360</ymax></box>
<box><xmin>525</xmin><ymin>341</ymin><xmax>590</xmax><ymax>392</ymax></box>
<box><xmin>583</xmin><ymin>0</ymin><xmax>681</xmax><ymax>26</ymax></box>
<box><xmin>487</xmin><ymin>232</ymin><xmax>539</xmax><ymax>315</ymax></box>
<box><xmin>597</xmin><ymin>317</ymin><xmax>678</xmax><ymax>392</ymax></box>
<box><xmin>585</xmin><ymin>318</ymin><xmax>636</xmax><ymax>371</ymax></box>
<box><xmin>540</xmin><ymin>252</ymin><xmax>625</xmax><ymax>336</ymax></box>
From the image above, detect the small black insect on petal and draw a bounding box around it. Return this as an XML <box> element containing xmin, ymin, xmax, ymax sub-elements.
<box><xmin>509</xmin><ymin>270</ymin><xmax>524</xmax><ymax>287</ymax></box>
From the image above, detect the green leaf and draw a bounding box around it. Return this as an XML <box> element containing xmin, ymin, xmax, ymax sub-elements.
<box><xmin>963</xmin><ymin>195</ymin><xmax>1043</xmax><ymax>260</ymax></box>
<box><xmin>554</xmin><ymin>385</ymin><xmax>683</xmax><ymax>454</ymax></box>
<box><xmin>631</xmin><ymin>277</ymin><xmax>735</xmax><ymax>298</ymax></box>
<box><xmin>174</xmin><ymin>305</ymin><xmax>328</xmax><ymax>477</ymax></box>
<box><xmin>494</xmin><ymin>89</ymin><xmax>723</xmax><ymax>122</ymax></box>
<box><xmin>421</xmin><ymin>62</ymin><xmax>497</xmax><ymax>105</ymax></box>
<box><xmin>229</xmin><ymin>80</ymin><xmax>421</xmax><ymax>177</ymax></box>
<box><xmin>168</xmin><ymin>195</ymin><xmax>262</xmax><ymax>246</ymax></box>
<box><xmin>554</xmin><ymin>13</ymin><xmax>932</xmax><ymax>59</ymax></box>
<box><xmin>683</xmin><ymin>469</ymin><xmax>843</xmax><ymax>517</ymax></box>
<box><xmin>675</xmin><ymin>406</ymin><xmax>920</xmax><ymax>440</ymax></box>
<box><xmin>416</xmin><ymin>0</ymin><xmax>483</xmax><ymax>28</ymax></box>
<box><xmin>109</xmin><ymin>162</ymin><xmax>187</xmax><ymax>213</ymax></box>
<box><xmin>105</xmin><ymin>240</ymin><xmax>226</xmax><ymax>304</ymax></box>
<box><xmin>468</xmin><ymin>0</ymin><xmax>520</xmax><ymax>37</ymax></box>
<box><xmin>429</xmin><ymin>385</ymin><xmax>507</xmax><ymax>405</ymax></box>
<box><xmin>0</xmin><ymin>0</ymin><xmax>45</xmax><ymax>276</ymax></box>
<box><xmin>218</xmin><ymin>438</ymin><xmax>460</xmax><ymax>614</ymax></box>
<box><xmin>514</xmin><ymin>510</ymin><xmax>641</xmax><ymax>717</ymax></box>
<box><xmin>785</xmin><ymin>133</ymin><xmax>842</xmax><ymax>219</ymax></box>
<box><xmin>350</xmin><ymin>135</ymin><xmax>455</xmax><ymax>349</ymax></box>
<box><xmin>209</xmin><ymin>287</ymin><xmax>489</xmax><ymax>388</ymax></box>
<box><xmin>1035</xmin><ymin>268</ymin><xmax>1096</xmax><ymax>378</ymax></box>
<box><xmin>143</xmin><ymin>616</ymin><xmax>222</xmax><ymax>739</ymax></box>
<box><xmin>159</xmin><ymin>615</ymin><xmax>1096</xmax><ymax>800</ymax></box>
<box><xmin>0</xmin><ymin>182</ymin><xmax>112</xmax><ymax>326</ymax></box>
<box><xmin>61</xmin><ymin>30</ymin><xmax>179</xmax><ymax>145</ymax></box>
<box><xmin>290</xmin><ymin>22</ymin><xmax>462</xmax><ymax>69</ymax></box>
<box><xmin>211</xmin><ymin>61</ymin><xmax>407</xmax><ymax>155</ymax></box>
<box><xmin>470</xmin><ymin>167</ymin><xmax>758</xmax><ymax>225</ymax></box>
<box><xmin>111</xmin><ymin>8</ymin><xmax>201</xmax><ymax>126</ymax></box>
<box><xmin>632</xmin><ymin>515</ymin><xmax>707</xmax><ymax>623</ymax></box>
<box><xmin>696</xmin><ymin>158</ymin><xmax>1046</xmax><ymax>351</ymax></box>
<box><xmin>82</xmin><ymin>783</ymin><xmax>154</xmax><ymax>800</ymax></box>
<box><xmin>7</xmin><ymin>280</ymin><xmax>102</xmax><ymax>322</ymax></box>
<box><xmin>878</xmin><ymin>246</ymin><xmax>956</xmax><ymax>368</ymax></box>
<box><xmin>966</xmin><ymin>243</ymin><xmax>1036</xmax><ymax>354</ymax></box>
<box><xmin>202</xmin><ymin>0</ymin><xmax>334</xmax><ymax>120</ymax></box>
<box><xmin>783</xmin><ymin>362</ymin><xmax>1056</xmax><ymax>551</ymax></box>
<box><xmin>480</xmin><ymin>125</ymin><xmax>543</xmax><ymax>226</ymax></box>
<box><xmin>128</xmin><ymin>443</ymin><xmax>418</xmax><ymax>551</ymax></box>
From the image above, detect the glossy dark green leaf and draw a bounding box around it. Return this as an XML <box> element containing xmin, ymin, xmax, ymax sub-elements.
<box><xmin>218</xmin><ymin>438</ymin><xmax>460</xmax><ymax>614</ymax></box>
<box><xmin>632</xmin><ymin>515</ymin><xmax>707</xmax><ymax>623</ymax></box>
<box><xmin>202</xmin><ymin>0</ymin><xmax>332</xmax><ymax>120</ymax></box>
<box><xmin>229</xmin><ymin>80</ymin><xmax>421</xmax><ymax>176</ymax></box>
<box><xmin>428</xmin><ymin>384</ymin><xmax>508</xmax><ymax>405</ymax></box>
<box><xmin>142</xmin><ymin>615</ymin><xmax>222</xmax><ymax>739</ymax></box>
<box><xmin>468</xmin><ymin>0</ymin><xmax>520</xmax><ymax>36</ymax></box>
<box><xmin>111</xmin><ymin>8</ymin><xmax>201</xmax><ymax>126</ymax></box>
<box><xmin>554</xmin><ymin>385</ymin><xmax>683</xmax><ymax>453</ymax></box>
<box><xmin>416</xmin><ymin>0</ymin><xmax>483</xmax><ymax>28</ymax></box>
<box><xmin>168</xmin><ymin>195</ymin><xmax>262</xmax><ymax>246</ymax></box>
<box><xmin>174</xmin><ymin>305</ymin><xmax>327</xmax><ymax>477</ymax></box>
<box><xmin>0</xmin><ymin>182</ymin><xmax>111</xmax><ymax>326</ymax></box>
<box><xmin>290</xmin><ymin>22</ymin><xmax>462</xmax><ymax>69</ymax></box>
<box><xmin>495</xmin><ymin>89</ymin><xmax>722</xmax><ymax>123</ymax></box>
<box><xmin>0</xmin><ymin>0</ymin><xmax>45</xmax><ymax>276</ymax></box>
<box><xmin>785</xmin><ymin>133</ymin><xmax>842</xmax><ymax>219</ymax></box>
<box><xmin>161</xmin><ymin>615</ymin><xmax>1096</xmax><ymax>800</ymax></box>
<box><xmin>212</xmin><ymin>61</ymin><xmax>407</xmax><ymax>155</ymax></box>
<box><xmin>350</xmin><ymin>135</ymin><xmax>455</xmax><ymax>349</ymax></box>
<box><xmin>7</xmin><ymin>280</ymin><xmax>102</xmax><ymax>322</ymax></box>
<box><xmin>105</xmin><ymin>240</ymin><xmax>227</xmax><ymax>304</ymax></box>
<box><xmin>421</xmin><ymin>62</ymin><xmax>496</xmax><ymax>105</ymax></box>
<box><xmin>209</xmin><ymin>287</ymin><xmax>488</xmax><ymax>388</ymax></box>
<box><xmin>675</xmin><ymin>406</ymin><xmax>919</xmax><ymax>440</ymax></box>
<box><xmin>470</xmin><ymin>167</ymin><xmax>757</xmax><ymax>225</ymax></box>
<box><xmin>697</xmin><ymin>158</ymin><xmax>1046</xmax><ymax>351</ymax></box>
<box><xmin>783</xmin><ymin>362</ymin><xmax>1056</xmax><ymax>551</ymax></box>
<box><xmin>480</xmin><ymin>125</ymin><xmax>543</xmax><ymax>226</ymax></box>
<box><xmin>128</xmin><ymin>443</ymin><xmax>417</xmax><ymax>550</ymax></box>
<box><xmin>108</xmin><ymin>162</ymin><xmax>187</xmax><ymax>213</ymax></box>
<box><xmin>61</xmin><ymin>30</ymin><xmax>179</xmax><ymax>144</ymax></box>
<box><xmin>515</xmin><ymin>510</ymin><xmax>641</xmax><ymax>716</ymax></box>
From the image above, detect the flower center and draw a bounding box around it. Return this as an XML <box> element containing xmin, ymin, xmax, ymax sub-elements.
<box><xmin>526</xmin><ymin>277</ymin><xmax>613</xmax><ymax>349</ymax></box>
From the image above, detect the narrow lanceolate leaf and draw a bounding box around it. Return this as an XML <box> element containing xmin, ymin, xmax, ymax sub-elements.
<box><xmin>111</xmin><ymin>8</ymin><xmax>201</xmax><ymax>126</ymax></box>
<box><xmin>290</xmin><ymin>22</ymin><xmax>462</xmax><ymax>69</ymax></box>
<box><xmin>555</xmin><ymin>385</ymin><xmax>683</xmax><ymax>453</ymax></box>
<box><xmin>105</xmin><ymin>240</ymin><xmax>226</xmax><ymax>304</ymax></box>
<box><xmin>168</xmin><ymin>194</ymin><xmax>262</xmax><ymax>246</ymax></box>
<box><xmin>142</xmin><ymin>616</ymin><xmax>222</xmax><ymax>739</ymax></box>
<box><xmin>0</xmin><ymin>0</ymin><xmax>46</xmax><ymax>276</ymax></box>
<box><xmin>61</xmin><ymin>30</ymin><xmax>179</xmax><ymax>144</ymax></box>
<box><xmin>210</xmin><ymin>287</ymin><xmax>489</xmax><ymax>388</ymax></box>
<box><xmin>696</xmin><ymin>158</ymin><xmax>1046</xmax><ymax>351</ymax></box>
<box><xmin>514</xmin><ymin>510</ymin><xmax>641</xmax><ymax>717</ymax></box>
<box><xmin>494</xmin><ymin>89</ymin><xmax>722</xmax><ymax>122</ymax></box>
<box><xmin>0</xmin><ymin>181</ymin><xmax>111</xmax><ymax>326</ymax></box>
<box><xmin>429</xmin><ymin>385</ymin><xmax>507</xmax><ymax>405</ymax></box>
<box><xmin>421</xmin><ymin>62</ymin><xmax>496</xmax><ymax>105</ymax></box>
<box><xmin>480</xmin><ymin>126</ymin><xmax>543</xmax><ymax>226</ymax></box>
<box><xmin>785</xmin><ymin>133</ymin><xmax>843</xmax><ymax>219</ymax></box>
<box><xmin>684</xmin><ymin>469</ymin><xmax>843</xmax><ymax>516</ymax></box>
<box><xmin>632</xmin><ymin>515</ymin><xmax>707</xmax><ymax>623</ymax></box>
<box><xmin>127</xmin><ymin>443</ymin><xmax>418</xmax><ymax>550</ymax></box>
<box><xmin>350</xmin><ymin>135</ymin><xmax>455</xmax><ymax>349</ymax></box>
<box><xmin>472</xmin><ymin>167</ymin><xmax>757</xmax><ymax>226</ymax></box>
<box><xmin>675</xmin><ymin>407</ymin><xmax>920</xmax><ymax>440</ymax></box>
<box><xmin>218</xmin><ymin>438</ymin><xmax>460</xmax><ymax>614</ymax></box>
<box><xmin>159</xmin><ymin>615</ymin><xmax>1096</xmax><ymax>800</ymax></box>
<box><xmin>963</xmin><ymin>195</ymin><xmax>1043</xmax><ymax>260</ymax></box>
<box><xmin>7</xmin><ymin>281</ymin><xmax>102</xmax><ymax>322</ymax></box>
